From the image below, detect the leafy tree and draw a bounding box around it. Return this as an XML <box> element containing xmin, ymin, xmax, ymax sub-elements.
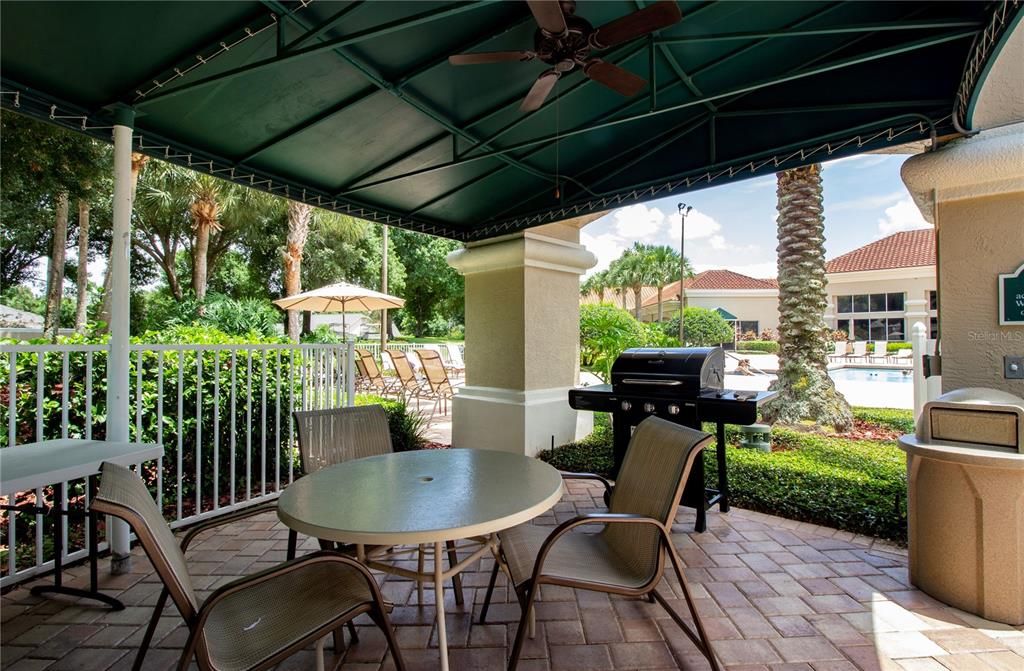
<box><xmin>390</xmin><ymin>229</ymin><xmax>462</xmax><ymax>337</ymax></box>
<box><xmin>580</xmin><ymin>303</ymin><xmax>672</xmax><ymax>381</ymax></box>
<box><xmin>662</xmin><ymin>307</ymin><xmax>734</xmax><ymax>346</ymax></box>
<box><xmin>762</xmin><ymin>164</ymin><xmax>852</xmax><ymax>431</ymax></box>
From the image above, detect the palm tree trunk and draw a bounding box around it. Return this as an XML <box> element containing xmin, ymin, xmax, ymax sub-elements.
<box><xmin>762</xmin><ymin>164</ymin><xmax>852</xmax><ymax>431</ymax></box>
<box><xmin>192</xmin><ymin>223</ymin><xmax>210</xmax><ymax>305</ymax></box>
<box><xmin>74</xmin><ymin>198</ymin><xmax>91</xmax><ymax>332</ymax></box>
<box><xmin>283</xmin><ymin>201</ymin><xmax>311</xmax><ymax>342</ymax></box>
<box><xmin>43</xmin><ymin>192</ymin><xmax>70</xmax><ymax>340</ymax></box>
<box><xmin>633</xmin><ymin>287</ymin><xmax>642</xmax><ymax>320</ymax></box>
<box><xmin>656</xmin><ymin>286</ymin><xmax>664</xmax><ymax>322</ymax></box>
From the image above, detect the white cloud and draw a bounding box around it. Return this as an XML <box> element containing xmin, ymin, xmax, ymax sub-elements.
<box><xmin>824</xmin><ymin>153</ymin><xmax>889</xmax><ymax>170</ymax></box>
<box><xmin>877</xmin><ymin>198</ymin><xmax>931</xmax><ymax>236</ymax></box>
<box><xmin>580</xmin><ymin>230</ymin><xmax>628</xmax><ymax>278</ymax></box>
<box><xmin>667</xmin><ymin>209</ymin><xmax>722</xmax><ymax>242</ymax></box>
<box><xmin>708</xmin><ymin>235</ymin><xmax>727</xmax><ymax>250</ymax></box>
<box><xmin>829</xmin><ymin>190</ymin><xmax>905</xmax><ymax>212</ymax></box>
<box><xmin>612</xmin><ymin>203</ymin><xmax>665</xmax><ymax>240</ymax></box>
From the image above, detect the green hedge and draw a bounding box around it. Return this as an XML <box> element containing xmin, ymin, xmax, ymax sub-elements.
<box><xmin>736</xmin><ymin>340</ymin><xmax>779</xmax><ymax>354</ymax></box>
<box><xmin>538</xmin><ymin>412</ymin><xmax>908</xmax><ymax>542</ymax></box>
<box><xmin>851</xmin><ymin>406</ymin><xmax>915</xmax><ymax>434</ymax></box>
<box><xmin>717</xmin><ymin>428</ymin><xmax>906</xmax><ymax>541</ymax></box>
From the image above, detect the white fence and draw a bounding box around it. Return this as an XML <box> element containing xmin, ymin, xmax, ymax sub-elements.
<box><xmin>0</xmin><ymin>341</ymin><xmax>354</xmax><ymax>587</ymax></box>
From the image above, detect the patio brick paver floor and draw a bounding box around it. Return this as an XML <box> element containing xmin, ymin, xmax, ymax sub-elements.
<box><xmin>2</xmin><ymin>480</ymin><xmax>1023</xmax><ymax>671</ymax></box>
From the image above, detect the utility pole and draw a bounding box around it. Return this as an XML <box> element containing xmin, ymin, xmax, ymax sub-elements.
<box><xmin>380</xmin><ymin>225</ymin><xmax>389</xmax><ymax>354</ymax></box>
<box><xmin>677</xmin><ymin>203</ymin><xmax>692</xmax><ymax>345</ymax></box>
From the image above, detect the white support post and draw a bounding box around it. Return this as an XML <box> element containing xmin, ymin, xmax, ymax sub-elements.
<box><xmin>345</xmin><ymin>340</ymin><xmax>356</xmax><ymax>406</ymax></box>
<box><xmin>911</xmin><ymin>321</ymin><xmax>928</xmax><ymax>426</ymax></box>
<box><xmin>107</xmin><ymin>110</ymin><xmax>135</xmax><ymax>572</ymax></box>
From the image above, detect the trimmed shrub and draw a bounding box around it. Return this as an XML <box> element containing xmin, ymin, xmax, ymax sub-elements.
<box><xmin>354</xmin><ymin>394</ymin><xmax>426</xmax><ymax>451</ymax></box>
<box><xmin>736</xmin><ymin>340</ymin><xmax>779</xmax><ymax>354</ymax></box>
<box><xmin>661</xmin><ymin>307</ymin><xmax>735</xmax><ymax>346</ymax></box>
<box><xmin>885</xmin><ymin>341</ymin><xmax>911</xmax><ymax>353</ymax></box>
<box><xmin>853</xmin><ymin>406</ymin><xmax>915</xmax><ymax>434</ymax></box>
<box><xmin>715</xmin><ymin>428</ymin><xmax>906</xmax><ymax>541</ymax></box>
<box><xmin>537</xmin><ymin>413</ymin><xmax>613</xmax><ymax>477</ymax></box>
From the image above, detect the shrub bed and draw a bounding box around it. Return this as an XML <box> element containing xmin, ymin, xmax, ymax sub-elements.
<box><xmin>736</xmin><ymin>340</ymin><xmax>779</xmax><ymax>354</ymax></box>
<box><xmin>354</xmin><ymin>394</ymin><xmax>427</xmax><ymax>451</ymax></box>
<box><xmin>537</xmin><ymin>409</ymin><xmax>908</xmax><ymax>542</ymax></box>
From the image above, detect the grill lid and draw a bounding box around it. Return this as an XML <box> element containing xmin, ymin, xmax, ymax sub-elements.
<box><xmin>611</xmin><ymin>347</ymin><xmax>725</xmax><ymax>396</ymax></box>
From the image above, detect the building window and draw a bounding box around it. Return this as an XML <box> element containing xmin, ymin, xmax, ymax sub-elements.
<box><xmin>853</xmin><ymin>294</ymin><xmax>869</xmax><ymax>312</ymax></box>
<box><xmin>930</xmin><ymin>316</ymin><xmax>938</xmax><ymax>339</ymax></box>
<box><xmin>836</xmin><ymin>319</ymin><xmax>850</xmax><ymax>338</ymax></box>
<box><xmin>887</xmin><ymin>318</ymin><xmax>905</xmax><ymax>341</ymax></box>
<box><xmin>735</xmin><ymin>320</ymin><xmax>759</xmax><ymax>337</ymax></box>
<box><xmin>853</xmin><ymin>319</ymin><xmax>870</xmax><ymax>341</ymax></box>
<box><xmin>837</xmin><ymin>296</ymin><xmax>853</xmax><ymax>313</ymax></box>
<box><xmin>887</xmin><ymin>293</ymin><xmax>905</xmax><ymax>311</ymax></box>
<box><xmin>929</xmin><ymin>290</ymin><xmax>938</xmax><ymax>311</ymax></box>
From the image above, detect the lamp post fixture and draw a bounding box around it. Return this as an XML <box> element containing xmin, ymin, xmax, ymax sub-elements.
<box><xmin>677</xmin><ymin>203</ymin><xmax>692</xmax><ymax>344</ymax></box>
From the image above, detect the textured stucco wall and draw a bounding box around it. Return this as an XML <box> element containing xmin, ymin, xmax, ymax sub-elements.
<box><xmin>524</xmin><ymin>267</ymin><xmax>581</xmax><ymax>390</ymax></box>
<box><xmin>938</xmin><ymin>192</ymin><xmax>1024</xmax><ymax>394</ymax></box>
<box><xmin>464</xmin><ymin>267</ymin><xmax>525</xmax><ymax>389</ymax></box>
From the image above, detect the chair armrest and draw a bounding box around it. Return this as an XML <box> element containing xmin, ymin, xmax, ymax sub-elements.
<box><xmin>179</xmin><ymin>501</ymin><xmax>278</xmax><ymax>552</ymax></box>
<box><xmin>558</xmin><ymin>471</ymin><xmax>613</xmax><ymax>496</ymax></box>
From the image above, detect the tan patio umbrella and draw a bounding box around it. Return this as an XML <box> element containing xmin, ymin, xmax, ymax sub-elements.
<box><xmin>273</xmin><ymin>281</ymin><xmax>405</xmax><ymax>339</ymax></box>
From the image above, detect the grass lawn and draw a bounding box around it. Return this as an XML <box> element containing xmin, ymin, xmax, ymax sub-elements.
<box><xmin>538</xmin><ymin>407</ymin><xmax>911</xmax><ymax>543</ymax></box>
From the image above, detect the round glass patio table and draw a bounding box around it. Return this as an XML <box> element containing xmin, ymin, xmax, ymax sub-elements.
<box><xmin>277</xmin><ymin>448</ymin><xmax>564</xmax><ymax>671</ymax></box>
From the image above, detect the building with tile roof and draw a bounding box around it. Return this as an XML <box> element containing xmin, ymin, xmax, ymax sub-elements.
<box><xmin>586</xmin><ymin>229</ymin><xmax>937</xmax><ymax>343</ymax></box>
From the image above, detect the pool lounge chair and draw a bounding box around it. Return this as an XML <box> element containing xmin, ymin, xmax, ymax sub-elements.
<box><xmin>849</xmin><ymin>341</ymin><xmax>868</xmax><ymax>362</ymax></box>
<box><xmin>445</xmin><ymin>343</ymin><xmax>466</xmax><ymax>378</ymax></box>
<box><xmin>383</xmin><ymin>349</ymin><xmax>425</xmax><ymax>403</ymax></box>
<box><xmin>870</xmin><ymin>340</ymin><xmax>891</xmax><ymax>364</ymax></box>
<box><xmin>354</xmin><ymin>348</ymin><xmax>396</xmax><ymax>397</ymax></box>
<box><xmin>828</xmin><ymin>341</ymin><xmax>848</xmax><ymax>361</ymax></box>
<box><xmin>413</xmin><ymin>348</ymin><xmax>455</xmax><ymax>416</ymax></box>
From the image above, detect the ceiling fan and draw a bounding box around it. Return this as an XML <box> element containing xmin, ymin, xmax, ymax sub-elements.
<box><xmin>449</xmin><ymin>0</ymin><xmax>682</xmax><ymax>112</ymax></box>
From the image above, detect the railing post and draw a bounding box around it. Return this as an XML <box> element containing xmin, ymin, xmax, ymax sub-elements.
<box><xmin>345</xmin><ymin>341</ymin><xmax>356</xmax><ymax>407</ymax></box>
<box><xmin>911</xmin><ymin>321</ymin><xmax>928</xmax><ymax>426</ymax></box>
<box><xmin>106</xmin><ymin>109</ymin><xmax>135</xmax><ymax>573</ymax></box>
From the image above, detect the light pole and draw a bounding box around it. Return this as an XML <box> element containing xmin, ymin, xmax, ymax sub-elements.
<box><xmin>677</xmin><ymin>203</ymin><xmax>692</xmax><ymax>344</ymax></box>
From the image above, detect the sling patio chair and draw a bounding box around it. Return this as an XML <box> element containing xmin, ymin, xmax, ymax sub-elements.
<box><xmin>480</xmin><ymin>416</ymin><xmax>721</xmax><ymax>671</ymax></box>
<box><xmin>827</xmin><ymin>341</ymin><xmax>848</xmax><ymax>361</ymax></box>
<box><xmin>290</xmin><ymin>405</ymin><xmax>464</xmax><ymax>605</ymax></box>
<box><xmin>383</xmin><ymin>349</ymin><xmax>425</xmax><ymax>404</ymax></box>
<box><xmin>354</xmin><ymin>348</ymin><xmax>397</xmax><ymax>397</ymax></box>
<box><xmin>445</xmin><ymin>343</ymin><xmax>466</xmax><ymax>378</ymax></box>
<box><xmin>413</xmin><ymin>348</ymin><xmax>455</xmax><ymax>417</ymax></box>
<box><xmin>849</xmin><ymin>340</ymin><xmax>869</xmax><ymax>362</ymax></box>
<box><xmin>91</xmin><ymin>462</ymin><xmax>405</xmax><ymax>671</ymax></box>
<box><xmin>869</xmin><ymin>340</ymin><xmax>891</xmax><ymax>364</ymax></box>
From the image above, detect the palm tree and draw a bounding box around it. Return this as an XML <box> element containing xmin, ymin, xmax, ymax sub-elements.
<box><xmin>605</xmin><ymin>260</ymin><xmax>631</xmax><ymax>311</ymax></box>
<box><xmin>282</xmin><ymin>200</ymin><xmax>311</xmax><ymax>341</ymax></box>
<box><xmin>616</xmin><ymin>243</ymin><xmax>656</xmax><ymax>320</ymax></box>
<box><xmin>762</xmin><ymin>164</ymin><xmax>852</xmax><ymax>431</ymax></box>
<box><xmin>646</xmin><ymin>245</ymin><xmax>685</xmax><ymax>322</ymax></box>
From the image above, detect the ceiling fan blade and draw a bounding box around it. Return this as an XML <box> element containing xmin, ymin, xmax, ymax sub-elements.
<box><xmin>590</xmin><ymin>0</ymin><xmax>682</xmax><ymax>49</ymax></box>
<box><xmin>527</xmin><ymin>0</ymin><xmax>567</xmax><ymax>35</ymax></box>
<box><xmin>584</xmin><ymin>59</ymin><xmax>647</xmax><ymax>97</ymax></box>
<box><xmin>521</xmin><ymin>70</ymin><xmax>560</xmax><ymax>112</ymax></box>
<box><xmin>448</xmin><ymin>51</ymin><xmax>535</xmax><ymax>65</ymax></box>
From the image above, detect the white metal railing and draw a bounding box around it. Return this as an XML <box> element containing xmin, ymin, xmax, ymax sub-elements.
<box><xmin>0</xmin><ymin>341</ymin><xmax>354</xmax><ymax>587</ymax></box>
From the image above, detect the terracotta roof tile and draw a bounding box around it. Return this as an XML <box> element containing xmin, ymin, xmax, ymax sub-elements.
<box><xmin>825</xmin><ymin>229</ymin><xmax>934</xmax><ymax>273</ymax></box>
<box><xmin>640</xmin><ymin>270</ymin><xmax>778</xmax><ymax>307</ymax></box>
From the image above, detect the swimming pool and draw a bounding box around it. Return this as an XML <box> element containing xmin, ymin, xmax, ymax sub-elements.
<box><xmin>828</xmin><ymin>366</ymin><xmax>912</xmax><ymax>408</ymax></box>
<box><xmin>829</xmin><ymin>367</ymin><xmax>913</xmax><ymax>384</ymax></box>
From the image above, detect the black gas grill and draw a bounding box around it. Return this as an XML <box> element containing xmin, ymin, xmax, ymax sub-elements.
<box><xmin>569</xmin><ymin>347</ymin><xmax>777</xmax><ymax>532</ymax></box>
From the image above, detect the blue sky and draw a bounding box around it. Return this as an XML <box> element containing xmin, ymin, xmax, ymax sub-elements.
<box><xmin>580</xmin><ymin>153</ymin><xmax>931</xmax><ymax>280</ymax></box>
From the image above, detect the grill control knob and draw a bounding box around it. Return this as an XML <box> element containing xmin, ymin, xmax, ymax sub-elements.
<box><xmin>667</xmin><ymin>404</ymin><xmax>681</xmax><ymax>415</ymax></box>
<box><xmin>620</xmin><ymin>400</ymin><xmax>632</xmax><ymax>411</ymax></box>
<box><xmin>644</xmin><ymin>402</ymin><xmax>656</xmax><ymax>413</ymax></box>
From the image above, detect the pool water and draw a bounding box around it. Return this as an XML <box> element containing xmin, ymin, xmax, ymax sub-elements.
<box><xmin>828</xmin><ymin>366</ymin><xmax>912</xmax><ymax>409</ymax></box>
<box><xmin>829</xmin><ymin>367</ymin><xmax>913</xmax><ymax>384</ymax></box>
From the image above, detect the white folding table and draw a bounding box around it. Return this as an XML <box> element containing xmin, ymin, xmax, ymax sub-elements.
<box><xmin>0</xmin><ymin>439</ymin><xmax>163</xmax><ymax>609</ymax></box>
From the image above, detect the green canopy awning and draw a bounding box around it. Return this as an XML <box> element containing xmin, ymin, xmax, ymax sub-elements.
<box><xmin>1</xmin><ymin>1</ymin><xmax>1013</xmax><ymax>241</ymax></box>
<box><xmin>715</xmin><ymin>307</ymin><xmax>738</xmax><ymax>321</ymax></box>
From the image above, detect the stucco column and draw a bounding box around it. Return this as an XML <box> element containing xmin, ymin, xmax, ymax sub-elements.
<box><xmin>902</xmin><ymin>123</ymin><xmax>1024</xmax><ymax>394</ymax></box>
<box><xmin>447</xmin><ymin>221</ymin><xmax>597</xmax><ymax>456</ymax></box>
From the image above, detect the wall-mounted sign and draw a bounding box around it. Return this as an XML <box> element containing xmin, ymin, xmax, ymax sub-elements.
<box><xmin>999</xmin><ymin>262</ymin><xmax>1024</xmax><ymax>325</ymax></box>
